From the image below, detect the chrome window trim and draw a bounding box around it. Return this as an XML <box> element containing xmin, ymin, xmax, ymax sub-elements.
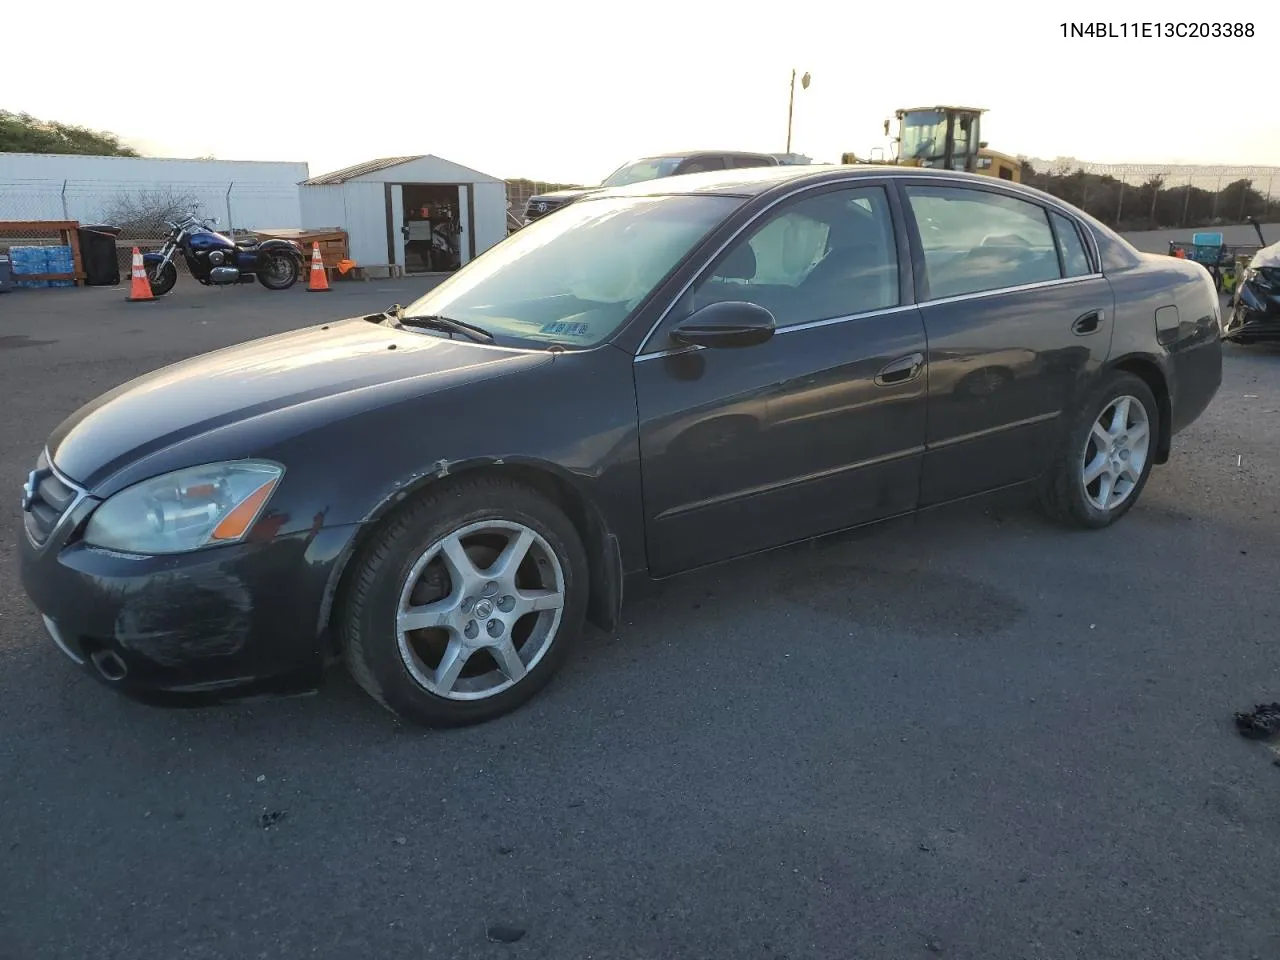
<box><xmin>633</xmin><ymin>171</ymin><xmax>1105</xmax><ymax>357</ymax></box>
<box><xmin>634</xmin><ymin>273</ymin><xmax>1106</xmax><ymax>364</ymax></box>
<box><xmin>634</xmin><ymin>303</ymin><xmax>919</xmax><ymax>363</ymax></box>
<box><xmin>23</xmin><ymin>448</ymin><xmax>91</xmax><ymax>552</ymax></box>
<box><xmin>914</xmin><ymin>272</ymin><xmax>1106</xmax><ymax>308</ymax></box>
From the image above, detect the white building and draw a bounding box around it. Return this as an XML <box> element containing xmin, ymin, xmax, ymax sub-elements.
<box><xmin>299</xmin><ymin>155</ymin><xmax>508</xmax><ymax>273</ymax></box>
<box><xmin>0</xmin><ymin>153</ymin><xmax>307</xmax><ymax>232</ymax></box>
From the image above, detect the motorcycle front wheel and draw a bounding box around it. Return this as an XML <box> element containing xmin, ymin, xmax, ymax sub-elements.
<box><xmin>148</xmin><ymin>262</ymin><xmax>178</xmax><ymax>297</ymax></box>
<box><xmin>257</xmin><ymin>252</ymin><xmax>300</xmax><ymax>290</ymax></box>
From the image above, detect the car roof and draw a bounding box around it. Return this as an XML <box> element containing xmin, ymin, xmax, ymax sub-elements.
<box><xmin>592</xmin><ymin>163</ymin><xmax>1037</xmax><ymax>200</ymax></box>
<box><xmin>635</xmin><ymin>150</ymin><xmax>774</xmax><ymax>161</ymax></box>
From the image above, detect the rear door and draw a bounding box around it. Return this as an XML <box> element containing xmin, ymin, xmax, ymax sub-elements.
<box><xmin>633</xmin><ymin>181</ymin><xmax>928</xmax><ymax>576</ymax></box>
<box><xmin>897</xmin><ymin>179</ymin><xmax>1115</xmax><ymax>504</ymax></box>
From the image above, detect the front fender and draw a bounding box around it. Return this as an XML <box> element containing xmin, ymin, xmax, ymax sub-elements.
<box><xmin>141</xmin><ymin>252</ymin><xmax>167</xmax><ymax>268</ymax></box>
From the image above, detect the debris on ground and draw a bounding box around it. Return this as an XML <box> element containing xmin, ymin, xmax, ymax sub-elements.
<box><xmin>1233</xmin><ymin>702</ymin><xmax>1280</xmax><ymax>740</ymax></box>
<box><xmin>486</xmin><ymin>925</ymin><xmax>525</xmax><ymax>943</ymax></box>
<box><xmin>258</xmin><ymin>810</ymin><xmax>287</xmax><ymax>829</ymax></box>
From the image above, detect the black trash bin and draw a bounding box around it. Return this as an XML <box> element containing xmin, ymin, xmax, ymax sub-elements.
<box><xmin>78</xmin><ymin>224</ymin><xmax>123</xmax><ymax>286</ymax></box>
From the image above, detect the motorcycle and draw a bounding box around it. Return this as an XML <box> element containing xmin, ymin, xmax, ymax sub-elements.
<box><xmin>143</xmin><ymin>211</ymin><xmax>305</xmax><ymax>296</ymax></box>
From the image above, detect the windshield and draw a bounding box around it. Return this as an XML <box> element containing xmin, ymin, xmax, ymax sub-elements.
<box><xmin>600</xmin><ymin>157</ymin><xmax>685</xmax><ymax>187</ymax></box>
<box><xmin>400</xmin><ymin>194</ymin><xmax>737</xmax><ymax>347</ymax></box>
<box><xmin>899</xmin><ymin>111</ymin><xmax>948</xmax><ymax>162</ymax></box>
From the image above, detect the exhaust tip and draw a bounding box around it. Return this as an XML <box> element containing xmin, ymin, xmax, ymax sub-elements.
<box><xmin>90</xmin><ymin>649</ymin><xmax>128</xmax><ymax>682</ymax></box>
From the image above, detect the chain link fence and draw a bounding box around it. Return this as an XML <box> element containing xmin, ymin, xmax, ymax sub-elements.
<box><xmin>1019</xmin><ymin>161</ymin><xmax>1280</xmax><ymax>231</ymax></box>
<box><xmin>0</xmin><ymin>178</ymin><xmax>302</xmax><ymax>273</ymax></box>
<box><xmin>6</xmin><ymin>164</ymin><xmax>1273</xmax><ymax>276</ymax></box>
<box><xmin>502</xmin><ymin>179</ymin><xmax>582</xmax><ymax>231</ymax></box>
<box><xmin>498</xmin><ymin>165</ymin><xmax>1280</xmax><ymax>234</ymax></box>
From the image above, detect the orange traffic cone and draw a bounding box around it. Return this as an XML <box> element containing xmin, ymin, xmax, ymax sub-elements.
<box><xmin>126</xmin><ymin>247</ymin><xmax>156</xmax><ymax>302</ymax></box>
<box><xmin>306</xmin><ymin>242</ymin><xmax>330</xmax><ymax>293</ymax></box>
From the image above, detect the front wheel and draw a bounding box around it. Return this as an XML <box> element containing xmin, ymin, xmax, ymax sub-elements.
<box><xmin>148</xmin><ymin>262</ymin><xmax>178</xmax><ymax>297</ymax></box>
<box><xmin>256</xmin><ymin>252</ymin><xmax>300</xmax><ymax>290</ymax></box>
<box><xmin>337</xmin><ymin>475</ymin><xmax>589</xmax><ymax>727</ymax></box>
<box><xmin>1039</xmin><ymin>371</ymin><xmax>1159</xmax><ymax>529</ymax></box>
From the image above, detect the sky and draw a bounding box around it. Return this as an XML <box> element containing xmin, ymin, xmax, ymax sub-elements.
<box><xmin>7</xmin><ymin>0</ymin><xmax>1278</xmax><ymax>185</ymax></box>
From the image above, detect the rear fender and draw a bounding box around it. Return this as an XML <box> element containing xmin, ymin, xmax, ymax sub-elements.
<box><xmin>255</xmin><ymin>239</ymin><xmax>303</xmax><ymax>260</ymax></box>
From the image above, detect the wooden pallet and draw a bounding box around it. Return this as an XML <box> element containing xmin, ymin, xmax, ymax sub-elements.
<box><xmin>0</xmin><ymin>220</ymin><xmax>86</xmax><ymax>286</ymax></box>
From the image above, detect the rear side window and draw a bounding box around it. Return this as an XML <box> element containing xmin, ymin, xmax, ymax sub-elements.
<box><xmin>904</xmin><ymin>185</ymin><xmax>1062</xmax><ymax>299</ymax></box>
<box><xmin>727</xmin><ymin>155</ymin><xmax>771</xmax><ymax>169</ymax></box>
<box><xmin>678</xmin><ymin>156</ymin><xmax>726</xmax><ymax>174</ymax></box>
<box><xmin>1050</xmin><ymin>211</ymin><xmax>1093</xmax><ymax>277</ymax></box>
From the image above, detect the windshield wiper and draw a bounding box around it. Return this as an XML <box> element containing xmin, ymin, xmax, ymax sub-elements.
<box><xmin>384</xmin><ymin>304</ymin><xmax>494</xmax><ymax>343</ymax></box>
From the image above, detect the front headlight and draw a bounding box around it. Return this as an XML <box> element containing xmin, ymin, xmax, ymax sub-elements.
<box><xmin>83</xmin><ymin>460</ymin><xmax>284</xmax><ymax>555</ymax></box>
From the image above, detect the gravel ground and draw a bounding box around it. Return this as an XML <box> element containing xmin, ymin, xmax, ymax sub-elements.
<box><xmin>1</xmin><ymin>280</ymin><xmax>1279</xmax><ymax>960</ymax></box>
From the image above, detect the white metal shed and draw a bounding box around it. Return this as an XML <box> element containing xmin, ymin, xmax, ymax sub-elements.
<box><xmin>298</xmin><ymin>155</ymin><xmax>507</xmax><ymax>275</ymax></box>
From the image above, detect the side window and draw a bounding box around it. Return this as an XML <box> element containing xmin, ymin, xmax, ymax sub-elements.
<box><xmin>1050</xmin><ymin>211</ymin><xmax>1093</xmax><ymax>278</ymax></box>
<box><xmin>904</xmin><ymin>186</ymin><xmax>1062</xmax><ymax>299</ymax></box>
<box><xmin>675</xmin><ymin>186</ymin><xmax>899</xmax><ymax>332</ymax></box>
<box><xmin>678</xmin><ymin>156</ymin><xmax>726</xmax><ymax>174</ymax></box>
<box><xmin>727</xmin><ymin>155</ymin><xmax>769</xmax><ymax>169</ymax></box>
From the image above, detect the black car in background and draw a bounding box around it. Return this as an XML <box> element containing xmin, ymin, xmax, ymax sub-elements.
<box><xmin>522</xmin><ymin>150</ymin><xmax>780</xmax><ymax>223</ymax></box>
<box><xmin>1222</xmin><ymin>236</ymin><xmax>1280</xmax><ymax>343</ymax></box>
<box><xmin>20</xmin><ymin>164</ymin><xmax>1222</xmax><ymax>728</ymax></box>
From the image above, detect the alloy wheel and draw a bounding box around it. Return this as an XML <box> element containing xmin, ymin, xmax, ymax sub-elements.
<box><xmin>1080</xmin><ymin>394</ymin><xmax>1151</xmax><ymax>512</ymax></box>
<box><xmin>395</xmin><ymin>520</ymin><xmax>565</xmax><ymax>700</ymax></box>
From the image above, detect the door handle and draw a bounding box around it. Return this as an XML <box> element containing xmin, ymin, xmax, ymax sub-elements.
<box><xmin>875</xmin><ymin>352</ymin><xmax>925</xmax><ymax>386</ymax></box>
<box><xmin>1072</xmin><ymin>309</ymin><xmax>1105</xmax><ymax>335</ymax></box>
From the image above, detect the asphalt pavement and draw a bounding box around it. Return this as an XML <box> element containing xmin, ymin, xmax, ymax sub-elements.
<box><xmin>2</xmin><ymin>280</ymin><xmax>1280</xmax><ymax>960</ymax></box>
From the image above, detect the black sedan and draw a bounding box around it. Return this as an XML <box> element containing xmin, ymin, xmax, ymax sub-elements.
<box><xmin>18</xmin><ymin>165</ymin><xmax>1223</xmax><ymax>727</ymax></box>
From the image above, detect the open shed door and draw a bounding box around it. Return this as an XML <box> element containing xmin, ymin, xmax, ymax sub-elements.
<box><xmin>390</xmin><ymin>184</ymin><xmax>405</xmax><ymax>268</ymax></box>
<box><xmin>456</xmin><ymin>185</ymin><xmax>473</xmax><ymax>267</ymax></box>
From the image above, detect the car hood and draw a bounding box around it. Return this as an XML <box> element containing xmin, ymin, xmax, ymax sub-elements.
<box><xmin>529</xmin><ymin>187</ymin><xmax>598</xmax><ymax>203</ymax></box>
<box><xmin>1249</xmin><ymin>240</ymin><xmax>1280</xmax><ymax>269</ymax></box>
<box><xmin>46</xmin><ymin>316</ymin><xmax>549</xmax><ymax>489</ymax></box>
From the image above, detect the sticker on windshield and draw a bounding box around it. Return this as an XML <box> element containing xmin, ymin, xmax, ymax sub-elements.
<box><xmin>540</xmin><ymin>321</ymin><xmax>590</xmax><ymax>337</ymax></box>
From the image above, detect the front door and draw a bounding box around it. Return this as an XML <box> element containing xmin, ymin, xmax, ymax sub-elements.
<box><xmin>897</xmin><ymin>180</ymin><xmax>1115</xmax><ymax>504</ymax></box>
<box><xmin>634</xmin><ymin>182</ymin><xmax>929</xmax><ymax>577</ymax></box>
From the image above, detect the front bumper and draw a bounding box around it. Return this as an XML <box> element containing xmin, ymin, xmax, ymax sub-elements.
<box><xmin>1223</xmin><ymin>289</ymin><xmax>1280</xmax><ymax>341</ymax></box>
<box><xmin>19</xmin><ymin>496</ymin><xmax>360</xmax><ymax>704</ymax></box>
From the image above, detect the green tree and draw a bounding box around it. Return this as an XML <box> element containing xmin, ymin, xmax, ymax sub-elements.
<box><xmin>0</xmin><ymin>110</ymin><xmax>139</xmax><ymax>156</ymax></box>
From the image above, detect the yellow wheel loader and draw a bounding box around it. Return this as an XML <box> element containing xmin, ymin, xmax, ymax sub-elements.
<box><xmin>842</xmin><ymin>106</ymin><xmax>1021</xmax><ymax>182</ymax></box>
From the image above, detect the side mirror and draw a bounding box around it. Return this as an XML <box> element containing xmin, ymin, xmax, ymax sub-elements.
<box><xmin>670</xmin><ymin>301</ymin><xmax>776</xmax><ymax>349</ymax></box>
<box><xmin>883</xmin><ymin>118</ymin><xmax>890</xmax><ymax>136</ymax></box>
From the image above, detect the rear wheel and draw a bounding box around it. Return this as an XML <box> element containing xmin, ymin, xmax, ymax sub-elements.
<box><xmin>256</xmin><ymin>251</ymin><xmax>300</xmax><ymax>290</ymax></box>
<box><xmin>148</xmin><ymin>262</ymin><xmax>178</xmax><ymax>297</ymax></box>
<box><xmin>338</xmin><ymin>475</ymin><xmax>588</xmax><ymax>726</ymax></box>
<box><xmin>1039</xmin><ymin>371</ymin><xmax>1158</xmax><ymax>529</ymax></box>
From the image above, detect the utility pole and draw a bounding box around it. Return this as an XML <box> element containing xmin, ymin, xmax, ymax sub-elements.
<box><xmin>786</xmin><ymin>69</ymin><xmax>810</xmax><ymax>154</ymax></box>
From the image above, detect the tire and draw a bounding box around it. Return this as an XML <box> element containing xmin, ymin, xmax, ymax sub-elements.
<box><xmin>148</xmin><ymin>262</ymin><xmax>178</xmax><ymax>297</ymax></box>
<box><xmin>337</xmin><ymin>475</ymin><xmax>589</xmax><ymax>727</ymax></box>
<box><xmin>1039</xmin><ymin>371</ymin><xmax>1159</xmax><ymax>529</ymax></box>
<box><xmin>256</xmin><ymin>251</ymin><xmax>300</xmax><ymax>290</ymax></box>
